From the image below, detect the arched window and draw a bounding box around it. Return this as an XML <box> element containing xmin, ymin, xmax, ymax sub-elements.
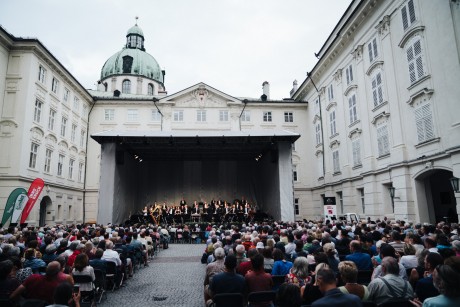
<box><xmin>122</xmin><ymin>79</ymin><xmax>131</xmax><ymax>94</ymax></box>
<box><xmin>148</xmin><ymin>83</ymin><xmax>154</xmax><ymax>95</ymax></box>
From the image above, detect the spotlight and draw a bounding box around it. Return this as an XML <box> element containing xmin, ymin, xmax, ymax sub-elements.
<box><xmin>139</xmin><ymin>158</ymin><xmax>143</xmax><ymax>162</ymax></box>
<box><xmin>134</xmin><ymin>155</ymin><xmax>138</xmax><ymax>159</ymax></box>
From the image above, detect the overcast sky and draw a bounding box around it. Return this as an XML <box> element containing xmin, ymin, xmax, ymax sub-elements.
<box><xmin>0</xmin><ymin>0</ymin><xmax>351</xmax><ymax>100</ymax></box>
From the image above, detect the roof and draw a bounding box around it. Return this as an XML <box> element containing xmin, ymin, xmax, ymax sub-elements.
<box><xmin>91</xmin><ymin>129</ymin><xmax>300</xmax><ymax>161</ymax></box>
<box><xmin>127</xmin><ymin>24</ymin><xmax>144</xmax><ymax>37</ymax></box>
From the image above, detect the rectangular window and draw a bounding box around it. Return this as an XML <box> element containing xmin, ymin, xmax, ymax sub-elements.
<box><xmin>415</xmin><ymin>103</ymin><xmax>434</xmax><ymax>143</ymax></box>
<box><xmin>73</xmin><ymin>97</ymin><xmax>79</xmax><ymax>112</ymax></box>
<box><xmin>57</xmin><ymin>154</ymin><xmax>64</xmax><ymax>176</ymax></box>
<box><xmin>337</xmin><ymin>191</ymin><xmax>343</xmax><ymax>214</ymax></box>
<box><xmin>318</xmin><ymin>154</ymin><xmax>324</xmax><ymax>177</ymax></box>
<box><xmin>345</xmin><ymin>64</ymin><xmax>353</xmax><ymax>85</ymax></box>
<box><xmin>68</xmin><ymin>159</ymin><xmax>74</xmax><ymax>180</ymax></box>
<box><xmin>348</xmin><ymin>94</ymin><xmax>358</xmax><ymax>123</ymax></box>
<box><xmin>34</xmin><ymin>99</ymin><xmax>43</xmax><ymax>123</ymax></box>
<box><xmin>44</xmin><ymin>148</ymin><xmax>52</xmax><ymax>173</ymax></box>
<box><xmin>29</xmin><ymin>143</ymin><xmax>39</xmax><ymax>169</ymax></box>
<box><xmin>80</xmin><ymin>130</ymin><xmax>86</xmax><ymax>147</ymax></box>
<box><xmin>60</xmin><ymin>117</ymin><xmax>67</xmax><ymax>137</ymax></box>
<box><xmin>327</xmin><ymin>84</ymin><xmax>334</xmax><ymax>101</ymax></box>
<box><xmin>284</xmin><ymin>112</ymin><xmax>293</xmax><ymax>123</ymax></box>
<box><xmin>241</xmin><ymin>110</ymin><xmax>251</xmax><ymax>122</ymax></box>
<box><xmin>82</xmin><ymin>104</ymin><xmax>88</xmax><ymax>118</ymax></box>
<box><xmin>263</xmin><ymin>111</ymin><xmax>272</xmax><ymax>122</ymax></box>
<box><xmin>401</xmin><ymin>0</ymin><xmax>416</xmax><ymax>30</ymax></box>
<box><xmin>372</xmin><ymin>72</ymin><xmax>384</xmax><ymax>107</ymax></box>
<box><xmin>63</xmin><ymin>88</ymin><xmax>70</xmax><ymax>102</ymax></box>
<box><xmin>377</xmin><ymin>124</ymin><xmax>390</xmax><ymax>156</ymax></box>
<box><xmin>151</xmin><ymin>109</ymin><xmax>161</xmax><ymax>121</ymax></box>
<box><xmin>329</xmin><ymin>110</ymin><xmax>336</xmax><ymax>135</ymax></box>
<box><xmin>48</xmin><ymin>109</ymin><xmax>56</xmax><ymax>131</ymax></box>
<box><xmin>104</xmin><ymin>109</ymin><xmax>115</xmax><ymax>121</ymax></box>
<box><xmin>352</xmin><ymin>139</ymin><xmax>362</xmax><ymax>167</ymax></box>
<box><xmin>315</xmin><ymin>97</ymin><xmax>320</xmax><ymax>115</ymax></box>
<box><xmin>38</xmin><ymin>65</ymin><xmax>46</xmax><ymax>83</ymax></box>
<box><xmin>71</xmin><ymin>124</ymin><xmax>77</xmax><ymax>143</ymax></box>
<box><xmin>78</xmin><ymin>162</ymin><xmax>84</xmax><ymax>183</ymax></box>
<box><xmin>127</xmin><ymin>109</ymin><xmax>139</xmax><ymax>121</ymax></box>
<box><xmin>173</xmin><ymin>110</ymin><xmax>183</xmax><ymax>122</ymax></box>
<box><xmin>51</xmin><ymin>77</ymin><xmax>59</xmax><ymax>94</ymax></box>
<box><xmin>332</xmin><ymin>150</ymin><xmax>340</xmax><ymax>173</ymax></box>
<box><xmin>315</xmin><ymin>123</ymin><xmax>322</xmax><ymax>145</ymax></box>
<box><xmin>294</xmin><ymin>198</ymin><xmax>299</xmax><ymax>215</ymax></box>
<box><xmin>368</xmin><ymin>37</ymin><xmax>379</xmax><ymax>63</ymax></box>
<box><xmin>219</xmin><ymin>110</ymin><xmax>229</xmax><ymax>122</ymax></box>
<box><xmin>197</xmin><ymin>110</ymin><xmax>206</xmax><ymax>122</ymax></box>
<box><xmin>359</xmin><ymin>188</ymin><xmax>365</xmax><ymax>213</ymax></box>
<box><xmin>293</xmin><ymin>165</ymin><xmax>298</xmax><ymax>182</ymax></box>
<box><xmin>406</xmin><ymin>37</ymin><xmax>425</xmax><ymax>84</ymax></box>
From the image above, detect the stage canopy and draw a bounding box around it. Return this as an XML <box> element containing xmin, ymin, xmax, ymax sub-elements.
<box><xmin>91</xmin><ymin>130</ymin><xmax>300</xmax><ymax>224</ymax></box>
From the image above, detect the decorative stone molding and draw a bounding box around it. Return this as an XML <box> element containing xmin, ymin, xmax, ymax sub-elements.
<box><xmin>69</xmin><ymin>146</ymin><xmax>78</xmax><ymax>154</ymax></box>
<box><xmin>30</xmin><ymin>126</ymin><xmax>44</xmax><ymax>140</ymax></box>
<box><xmin>366</xmin><ymin>60</ymin><xmax>384</xmax><ymax>76</ymax></box>
<box><xmin>344</xmin><ymin>84</ymin><xmax>358</xmax><ymax>96</ymax></box>
<box><xmin>319</xmin><ymin>86</ymin><xmax>326</xmax><ymax>97</ymax></box>
<box><xmin>58</xmin><ymin>140</ymin><xmax>69</xmax><ymax>150</ymax></box>
<box><xmin>352</xmin><ymin>45</ymin><xmax>363</xmax><ymax>62</ymax></box>
<box><xmin>333</xmin><ymin>69</ymin><xmax>342</xmax><ymax>83</ymax></box>
<box><xmin>6</xmin><ymin>80</ymin><xmax>19</xmax><ymax>91</ymax></box>
<box><xmin>399</xmin><ymin>26</ymin><xmax>425</xmax><ymax>48</ymax></box>
<box><xmin>376</xmin><ymin>15</ymin><xmax>391</xmax><ymax>37</ymax></box>
<box><xmin>406</xmin><ymin>88</ymin><xmax>434</xmax><ymax>107</ymax></box>
<box><xmin>371</xmin><ymin>111</ymin><xmax>390</xmax><ymax>125</ymax></box>
<box><xmin>45</xmin><ymin>133</ymin><xmax>57</xmax><ymax>144</ymax></box>
<box><xmin>312</xmin><ymin>114</ymin><xmax>321</xmax><ymax>124</ymax></box>
<box><xmin>329</xmin><ymin>139</ymin><xmax>340</xmax><ymax>148</ymax></box>
<box><xmin>325</xmin><ymin>101</ymin><xmax>337</xmax><ymax>111</ymax></box>
<box><xmin>192</xmin><ymin>85</ymin><xmax>211</xmax><ymax>108</ymax></box>
<box><xmin>315</xmin><ymin>149</ymin><xmax>323</xmax><ymax>156</ymax></box>
<box><xmin>348</xmin><ymin>128</ymin><xmax>362</xmax><ymax>139</ymax></box>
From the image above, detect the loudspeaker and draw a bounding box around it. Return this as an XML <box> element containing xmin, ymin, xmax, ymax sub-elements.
<box><xmin>116</xmin><ymin>150</ymin><xmax>124</xmax><ymax>165</ymax></box>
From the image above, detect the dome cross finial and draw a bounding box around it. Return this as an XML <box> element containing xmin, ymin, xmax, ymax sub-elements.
<box><xmin>135</xmin><ymin>16</ymin><xmax>139</xmax><ymax>25</ymax></box>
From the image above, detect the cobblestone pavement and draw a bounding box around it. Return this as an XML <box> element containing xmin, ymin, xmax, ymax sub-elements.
<box><xmin>98</xmin><ymin>243</ymin><xmax>206</xmax><ymax>307</ymax></box>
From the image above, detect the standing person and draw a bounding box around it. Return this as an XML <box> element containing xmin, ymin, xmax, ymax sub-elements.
<box><xmin>207</xmin><ymin>255</ymin><xmax>246</xmax><ymax>307</ymax></box>
<box><xmin>367</xmin><ymin>257</ymin><xmax>414</xmax><ymax>305</ymax></box>
<box><xmin>312</xmin><ymin>267</ymin><xmax>362</xmax><ymax>307</ymax></box>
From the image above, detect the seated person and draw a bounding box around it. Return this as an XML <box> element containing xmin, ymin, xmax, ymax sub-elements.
<box><xmin>337</xmin><ymin>261</ymin><xmax>369</xmax><ymax>300</ymax></box>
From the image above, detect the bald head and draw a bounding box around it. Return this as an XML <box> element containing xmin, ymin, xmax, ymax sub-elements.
<box><xmin>46</xmin><ymin>261</ymin><xmax>61</xmax><ymax>277</ymax></box>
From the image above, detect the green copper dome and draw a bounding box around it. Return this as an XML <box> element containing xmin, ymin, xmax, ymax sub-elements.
<box><xmin>127</xmin><ymin>24</ymin><xmax>144</xmax><ymax>37</ymax></box>
<box><xmin>100</xmin><ymin>24</ymin><xmax>164</xmax><ymax>84</ymax></box>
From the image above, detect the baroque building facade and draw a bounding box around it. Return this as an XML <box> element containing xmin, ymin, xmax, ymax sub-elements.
<box><xmin>0</xmin><ymin>0</ymin><xmax>459</xmax><ymax>225</ymax></box>
<box><xmin>291</xmin><ymin>0</ymin><xmax>460</xmax><ymax>223</ymax></box>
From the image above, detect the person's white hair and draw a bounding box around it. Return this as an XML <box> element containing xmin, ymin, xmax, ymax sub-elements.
<box><xmin>214</xmin><ymin>247</ymin><xmax>225</xmax><ymax>259</ymax></box>
<box><xmin>235</xmin><ymin>244</ymin><xmax>245</xmax><ymax>254</ymax></box>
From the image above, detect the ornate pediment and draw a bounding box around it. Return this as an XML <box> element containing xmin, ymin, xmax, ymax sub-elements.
<box><xmin>69</xmin><ymin>146</ymin><xmax>78</xmax><ymax>154</ymax></box>
<box><xmin>30</xmin><ymin>126</ymin><xmax>44</xmax><ymax>140</ymax></box>
<box><xmin>45</xmin><ymin>133</ymin><xmax>57</xmax><ymax>144</ymax></box>
<box><xmin>161</xmin><ymin>83</ymin><xmax>241</xmax><ymax>108</ymax></box>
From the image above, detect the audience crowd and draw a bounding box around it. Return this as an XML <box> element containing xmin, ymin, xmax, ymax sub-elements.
<box><xmin>0</xmin><ymin>216</ymin><xmax>460</xmax><ymax>307</ymax></box>
<box><xmin>201</xmin><ymin>217</ymin><xmax>460</xmax><ymax>307</ymax></box>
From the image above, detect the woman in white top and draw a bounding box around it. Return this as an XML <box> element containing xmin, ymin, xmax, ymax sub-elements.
<box><xmin>399</xmin><ymin>243</ymin><xmax>418</xmax><ymax>269</ymax></box>
<box><xmin>72</xmin><ymin>253</ymin><xmax>95</xmax><ymax>292</ymax></box>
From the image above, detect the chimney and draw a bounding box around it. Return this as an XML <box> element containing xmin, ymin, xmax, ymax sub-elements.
<box><xmin>290</xmin><ymin>80</ymin><xmax>298</xmax><ymax>97</ymax></box>
<box><xmin>262</xmin><ymin>81</ymin><xmax>270</xmax><ymax>100</ymax></box>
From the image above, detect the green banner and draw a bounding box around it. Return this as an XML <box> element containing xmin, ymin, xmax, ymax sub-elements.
<box><xmin>1</xmin><ymin>188</ymin><xmax>27</xmax><ymax>226</ymax></box>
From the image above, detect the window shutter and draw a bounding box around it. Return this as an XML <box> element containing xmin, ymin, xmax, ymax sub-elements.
<box><xmin>377</xmin><ymin>73</ymin><xmax>383</xmax><ymax>103</ymax></box>
<box><xmin>408</xmin><ymin>0</ymin><xmax>416</xmax><ymax>24</ymax></box>
<box><xmin>373</xmin><ymin>38</ymin><xmax>378</xmax><ymax>58</ymax></box>
<box><xmin>349</xmin><ymin>97</ymin><xmax>353</xmax><ymax>122</ymax></box>
<box><xmin>377</xmin><ymin>125</ymin><xmax>389</xmax><ymax>156</ymax></box>
<box><xmin>372</xmin><ymin>78</ymin><xmax>378</xmax><ymax>106</ymax></box>
<box><xmin>350</xmin><ymin>65</ymin><xmax>353</xmax><ymax>82</ymax></box>
<box><xmin>407</xmin><ymin>45</ymin><xmax>416</xmax><ymax>83</ymax></box>
<box><xmin>414</xmin><ymin>40</ymin><xmax>424</xmax><ymax>78</ymax></box>
<box><xmin>402</xmin><ymin>6</ymin><xmax>409</xmax><ymax>30</ymax></box>
<box><xmin>346</xmin><ymin>67</ymin><xmax>350</xmax><ymax>85</ymax></box>
<box><xmin>368</xmin><ymin>42</ymin><xmax>374</xmax><ymax>62</ymax></box>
